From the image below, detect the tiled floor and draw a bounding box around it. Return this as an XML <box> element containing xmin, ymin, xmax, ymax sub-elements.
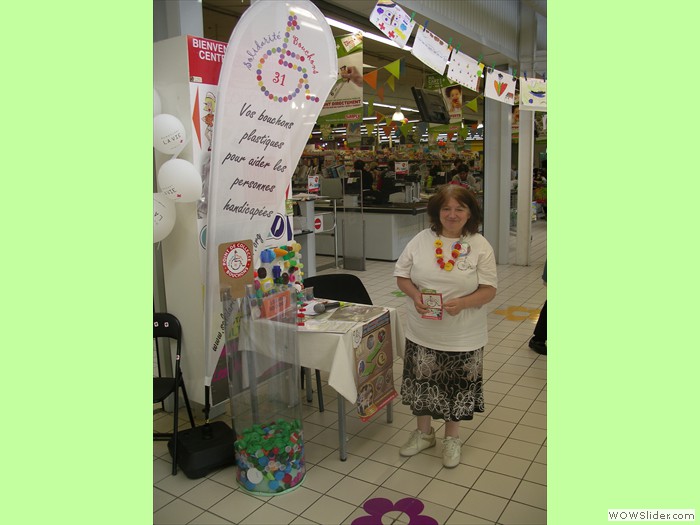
<box><xmin>154</xmin><ymin>221</ymin><xmax>547</xmax><ymax>525</ymax></box>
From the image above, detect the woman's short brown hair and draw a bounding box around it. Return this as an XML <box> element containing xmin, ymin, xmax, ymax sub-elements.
<box><xmin>426</xmin><ymin>184</ymin><xmax>483</xmax><ymax>236</ymax></box>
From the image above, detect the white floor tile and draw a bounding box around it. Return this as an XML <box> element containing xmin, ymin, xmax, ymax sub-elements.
<box><xmin>445</xmin><ymin>510</ymin><xmax>495</xmax><ymax>524</ymax></box>
<box><xmin>512</xmin><ymin>480</ymin><xmax>547</xmax><ymax>509</ymax></box>
<box><xmin>382</xmin><ymin>468</ymin><xmax>431</xmax><ymax>497</ymax></box>
<box><xmin>486</xmin><ymin>453</ymin><xmax>532</xmax><ymax>478</ymax></box>
<box><xmin>153</xmin><ymin>498</ymin><xmax>205</xmax><ymax>525</ymax></box>
<box><xmin>301</xmin><ymin>465</ymin><xmax>344</xmax><ymax>493</ymax></box>
<box><xmin>524</xmin><ymin>461</ymin><xmax>547</xmax><ymax>485</ymax></box>
<box><xmin>153</xmin><ymin>487</ymin><xmax>175</xmax><ymax>512</ymax></box>
<box><xmin>180</xmin><ymin>479</ymin><xmax>234</xmax><ymax>510</ymax></box>
<box><xmin>498</xmin><ymin>500</ymin><xmax>547</xmax><ymax>524</ymax></box>
<box><xmin>188</xmin><ymin>511</ymin><xmax>234</xmax><ymax>524</ymax></box>
<box><xmin>435</xmin><ymin>462</ymin><xmax>483</xmax><ymax>488</ymax></box>
<box><xmin>208</xmin><ymin>491</ymin><xmax>265</xmax><ymax>523</ymax></box>
<box><xmin>456</xmin><ymin>490</ymin><xmax>509</xmax><ymax>522</ymax></box>
<box><xmin>419</xmin><ymin>478</ymin><xmax>469</xmax><ymax>508</ymax></box>
<box><xmin>240</xmin><ymin>502</ymin><xmax>298</xmax><ymax>524</ymax></box>
<box><xmin>300</xmin><ymin>494</ymin><xmax>356</xmax><ymax>525</ymax></box>
<box><xmin>348</xmin><ymin>458</ymin><xmax>398</xmax><ymax>485</ymax></box>
<box><xmin>326</xmin><ymin>476</ymin><xmax>378</xmax><ymax>505</ymax></box>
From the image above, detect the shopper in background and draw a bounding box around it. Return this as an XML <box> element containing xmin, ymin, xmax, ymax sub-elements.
<box><xmin>394</xmin><ymin>184</ymin><xmax>498</xmax><ymax>467</ymax></box>
<box><xmin>353</xmin><ymin>159</ymin><xmax>374</xmax><ymax>191</ymax></box>
<box><xmin>529</xmin><ymin>261</ymin><xmax>547</xmax><ymax>355</ymax></box>
<box><xmin>447</xmin><ymin>158</ymin><xmax>465</xmax><ymax>180</ymax></box>
<box><xmin>429</xmin><ymin>159</ymin><xmax>446</xmax><ymax>186</ymax></box>
<box><xmin>450</xmin><ymin>165</ymin><xmax>477</xmax><ymax>190</ymax></box>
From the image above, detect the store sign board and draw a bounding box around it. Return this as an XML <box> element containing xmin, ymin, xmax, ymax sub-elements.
<box><xmin>185</xmin><ymin>36</ymin><xmax>228</xmax><ymax>284</ymax></box>
<box><xmin>423</xmin><ymin>73</ymin><xmax>453</xmax><ymax>91</ymax></box>
<box><xmin>203</xmin><ymin>0</ymin><xmax>337</xmax><ymax>392</ymax></box>
<box><xmin>317</xmin><ymin>33</ymin><xmax>363</xmax><ymax>125</ymax></box>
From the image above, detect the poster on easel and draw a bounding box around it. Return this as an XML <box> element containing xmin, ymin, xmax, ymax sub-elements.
<box><xmin>203</xmin><ymin>0</ymin><xmax>338</xmax><ymax>404</ymax></box>
<box><xmin>351</xmin><ymin>310</ymin><xmax>397</xmax><ymax>422</ymax></box>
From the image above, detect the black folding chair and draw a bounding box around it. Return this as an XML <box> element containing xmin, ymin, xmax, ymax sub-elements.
<box><xmin>301</xmin><ymin>274</ymin><xmax>373</xmax><ymax>412</ymax></box>
<box><xmin>153</xmin><ymin>312</ymin><xmax>195</xmax><ymax>475</ymax></box>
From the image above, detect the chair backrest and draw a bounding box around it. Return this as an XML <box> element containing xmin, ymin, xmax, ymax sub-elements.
<box><xmin>154</xmin><ymin>313</ymin><xmax>183</xmax><ymax>377</ymax></box>
<box><xmin>303</xmin><ymin>274</ymin><xmax>372</xmax><ymax>305</ymax></box>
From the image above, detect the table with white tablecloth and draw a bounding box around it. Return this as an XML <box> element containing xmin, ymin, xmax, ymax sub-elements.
<box><xmin>298</xmin><ymin>305</ymin><xmax>405</xmax><ymax>460</ymax></box>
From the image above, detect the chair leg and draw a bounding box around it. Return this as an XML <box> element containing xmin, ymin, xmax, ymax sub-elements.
<box><xmin>180</xmin><ymin>380</ymin><xmax>196</xmax><ymax>428</ymax></box>
<box><xmin>315</xmin><ymin>369</ymin><xmax>324</xmax><ymax>412</ymax></box>
<box><xmin>171</xmin><ymin>389</ymin><xmax>179</xmax><ymax>475</ymax></box>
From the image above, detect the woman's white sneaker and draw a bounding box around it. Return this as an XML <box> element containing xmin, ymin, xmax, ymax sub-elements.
<box><xmin>399</xmin><ymin>428</ymin><xmax>436</xmax><ymax>457</ymax></box>
<box><xmin>442</xmin><ymin>436</ymin><xmax>462</xmax><ymax>468</ymax></box>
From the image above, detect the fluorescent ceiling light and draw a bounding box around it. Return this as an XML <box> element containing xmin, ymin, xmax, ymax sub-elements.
<box><xmin>363</xmin><ymin>101</ymin><xmax>419</xmax><ymax>113</ymax></box>
<box><xmin>325</xmin><ymin>17</ymin><xmax>412</xmax><ymax>51</ymax></box>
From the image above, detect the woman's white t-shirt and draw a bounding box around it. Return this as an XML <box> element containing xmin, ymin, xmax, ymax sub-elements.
<box><xmin>393</xmin><ymin>229</ymin><xmax>497</xmax><ymax>352</ymax></box>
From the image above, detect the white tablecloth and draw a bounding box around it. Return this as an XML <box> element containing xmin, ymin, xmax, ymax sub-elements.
<box><xmin>298</xmin><ymin>307</ymin><xmax>405</xmax><ymax>404</ymax></box>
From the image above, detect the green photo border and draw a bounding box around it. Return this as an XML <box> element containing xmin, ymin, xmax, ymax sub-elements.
<box><xmin>551</xmin><ymin>1</ymin><xmax>700</xmax><ymax>523</ymax></box>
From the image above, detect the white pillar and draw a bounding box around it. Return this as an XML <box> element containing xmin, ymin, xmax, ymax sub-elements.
<box><xmin>483</xmin><ymin>97</ymin><xmax>512</xmax><ymax>265</ymax></box>
<box><xmin>515</xmin><ymin>3</ymin><xmax>538</xmax><ymax>266</ymax></box>
<box><xmin>516</xmin><ymin>111</ymin><xmax>534</xmax><ymax>265</ymax></box>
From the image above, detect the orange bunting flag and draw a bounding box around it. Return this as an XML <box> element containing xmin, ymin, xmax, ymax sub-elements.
<box><xmin>375</xmin><ymin>111</ymin><xmax>385</xmax><ymax>123</ymax></box>
<box><xmin>385</xmin><ymin>58</ymin><xmax>402</xmax><ymax>79</ymax></box>
<box><xmin>363</xmin><ymin>70</ymin><xmax>378</xmax><ymax>90</ymax></box>
<box><xmin>382</xmin><ymin>125</ymin><xmax>392</xmax><ymax>137</ymax></box>
<box><xmin>377</xmin><ymin>85</ymin><xmax>385</xmax><ymax>102</ymax></box>
<box><xmin>386</xmin><ymin>76</ymin><xmax>395</xmax><ymax>91</ymax></box>
<box><xmin>447</xmin><ymin>132</ymin><xmax>454</xmax><ymax>142</ymax></box>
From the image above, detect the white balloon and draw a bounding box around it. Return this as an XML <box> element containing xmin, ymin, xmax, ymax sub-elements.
<box><xmin>153</xmin><ymin>193</ymin><xmax>176</xmax><ymax>243</ymax></box>
<box><xmin>158</xmin><ymin>158</ymin><xmax>202</xmax><ymax>202</ymax></box>
<box><xmin>153</xmin><ymin>114</ymin><xmax>186</xmax><ymax>155</ymax></box>
<box><xmin>153</xmin><ymin>88</ymin><xmax>162</xmax><ymax>116</ymax></box>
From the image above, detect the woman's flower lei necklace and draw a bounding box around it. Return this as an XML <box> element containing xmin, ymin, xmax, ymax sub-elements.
<box><xmin>434</xmin><ymin>236</ymin><xmax>464</xmax><ymax>271</ymax></box>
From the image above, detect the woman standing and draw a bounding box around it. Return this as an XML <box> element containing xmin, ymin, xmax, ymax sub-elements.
<box><xmin>394</xmin><ymin>184</ymin><xmax>497</xmax><ymax>467</ymax></box>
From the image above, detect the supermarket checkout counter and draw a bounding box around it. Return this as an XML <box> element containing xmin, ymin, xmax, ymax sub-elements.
<box><xmin>314</xmin><ymin>199</ymin><xmax>428</xmax><ymax>262</ymax></box>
